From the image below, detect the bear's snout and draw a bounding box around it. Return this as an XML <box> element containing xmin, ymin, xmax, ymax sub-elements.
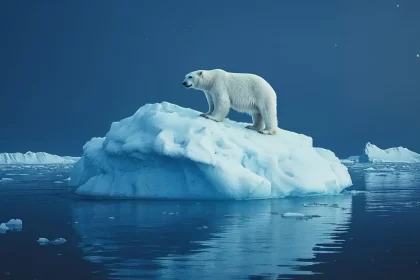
<box><xmin>183</xmin><ymin>81</ymin><xmax>192</xmax><ymax>88</ymax></box>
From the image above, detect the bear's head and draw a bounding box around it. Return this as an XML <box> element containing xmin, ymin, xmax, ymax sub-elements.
<box><xmin>182</xmin><ymin>70</ymin><xmax>204</xmax><ymax>90</ymax></box>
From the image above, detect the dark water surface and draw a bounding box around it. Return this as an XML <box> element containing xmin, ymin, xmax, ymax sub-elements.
<box><xmin>1</xmin><ymin>163</ymin><xmax>420</xmax><ymax>280</ymax></box>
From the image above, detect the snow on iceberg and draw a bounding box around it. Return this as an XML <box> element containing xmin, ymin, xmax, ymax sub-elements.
<box><xmin>69</xmin><ymin>102</ymin><xmax>352</xmax><ymax>200</ymax></box>
<box><xmin>345</xmin><ymin>142</ymin><xmax>420</xmax><ymax>163</ymax></box>
<box><xmin>0</xmin><ymin>152</ymin><xmax>79</xmax><ymax>165</ymax></box>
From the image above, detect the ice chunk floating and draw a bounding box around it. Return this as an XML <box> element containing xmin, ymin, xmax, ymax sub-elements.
<box><xmin>37</xmin><ymin>238</ymin><xmax>50</xmax><ymax>245</ymax></box>
<box><xmin>37</xmin><ymin>237</ymin><xmax>67</xmax><ymax>245</ymax></box>
<box><xmin>70</xmin><ymin>102</ymin><xmax>352</xmax><ymax>200</ymax></box>
<box><xmin>344</xmin><ymin>142</ymin><xmax>420</xmax><ymax>163</ymax></box>
<box><xmin>0</xmin><ymin>152</ymin><xmax>79</xmax><ymax>165</ymax></box>
<box><xmin>6</xmin><ymin>219</ymin><xmax>22</xmax><ymax>231</ymax></box>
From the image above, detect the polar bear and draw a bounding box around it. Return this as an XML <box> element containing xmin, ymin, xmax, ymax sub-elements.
<box><xmin>182</xmin><ymin>69</ymin><xmax>278</xmax><ymax>135</ymax></box>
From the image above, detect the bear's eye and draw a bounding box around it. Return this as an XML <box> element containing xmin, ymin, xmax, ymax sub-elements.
<box><xmin>188</xmin><ymin>76</ymin><xmax>192</xmax><ymax>79</ymax></box>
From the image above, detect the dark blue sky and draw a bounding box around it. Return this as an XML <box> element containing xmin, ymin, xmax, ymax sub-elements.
<box><xmin>1</xmin><ymin>0</ymin><xmax>419</xmax><ymax>158</ymax></box>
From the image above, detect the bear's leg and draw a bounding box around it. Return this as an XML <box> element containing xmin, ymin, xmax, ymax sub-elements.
<box><xmin>258</xmin><ymin>104</ymin><xmax>278</xmax><ymax>135</ymax></box>
<box><xmin>204</xmin><ymin>96</ymin><xmax>230</xmax><ymax>122</ymax></box>
<box><xmin>200</xmin><ymin>92</ymin><xmax>215</xmax><ymax>118</ymax></box>
<box><xmin>246</xmin><ymin>113</ymin><xmax>265</xmax><ymax>131</ymax></box>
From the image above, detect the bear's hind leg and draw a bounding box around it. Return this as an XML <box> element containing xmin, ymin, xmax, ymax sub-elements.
<box><xmin>246</xmin><ymin>112</ymin><xmax>265</xmax><ymax>131</ymax></box>
<box><xmin>258</xmin><ymin>104</ymin><xmax>278</xmax><ymax>135</ymax></box>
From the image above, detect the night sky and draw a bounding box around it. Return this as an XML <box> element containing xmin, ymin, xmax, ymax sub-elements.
<box><xmin>1</xmin><ymin>0</ymin><xmax>419</xmax><ymax>158</ymax></box>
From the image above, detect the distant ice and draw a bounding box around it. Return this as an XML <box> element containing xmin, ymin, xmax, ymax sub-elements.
<box><xmin>54</xmin><ymin>181</ymin><xmax>64</xmax><ymax>184</ymax></box>
<box><xmin>69</xmin><ymin>102</ymin><xmax>352</xmax><ymax>200</ymax></box>
<box><xmin>365</xmin><ymin>167</ymin><xmax>395</xmax><ymax>172</ymax></box>
<box><xmin>37</xmin><ymin>238</ymin><xmax>50</xmax><ymax>245</ymax></box>
<box><xmin>37</xmin><ymin>237</ymin><xmax>67</xmax><ymax>245</ymax></box>
<box><xmin>342</xmin><ymin>142</ymin><xmax>420</xmax><ymax>163</ymax></box>
<box><xmin>340</xmin><ymin>159</ymin><xmax>355</xmax><ymax>164</ymax></box>
<box><xmin>0</xmin><ymin>152</ymin><xmax>79</xmax><ymax>165</ymax></box>
<box><xmin>51</xmin><ymin>238</ymin><xmax>67</xmax><ymax>245</ymax></box>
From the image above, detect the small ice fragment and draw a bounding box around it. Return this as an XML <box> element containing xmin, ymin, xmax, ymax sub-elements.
<box><xmin>281</xmin><ymin>212</ymin><xmax>305</xmax><ymax>218</ymax></box>
<box><xmin>64</xmin><ymin>177</ymin><xmax>71</xmax><ymax>181</ymax></box>
<box><xmin>1</xmin><ymin>178</ymin><xmax>14</xmax><ymax>182</ymax></box>
<box><xmin>162</xmin><ymin>212</ymin><xmax>167</xmax><ymax>214</ymax></box>
<box><xmin>108</xmin><ymin>217</ymin><xmax>115</xmax><ymax>220</ymax></box>
<box><xmin>51</xmin><ymin>238</ymin><xmax>67</xmax><ymax>245</ymax></box>
<box><xmin>168</xmin><ymin>212</ymin><xmax>174</xmax><ymax>215</ymax></box>
<box><xmin>349</xmin><ymin>190</ymin><xmax>367</xmax><ymax>195</ymax></box>
<box><xmin>37</xmin><ymin>238</ymin><xmax>50</xmax><ymax>245</ymax></box>
<box><xmin>303</xmin><ymin>202</ymin><xmax>328</xmax><ymax>207</ymax></box>
<box><xmin>202</xmin><ymin>226</ymin><xmax>208</xmax><ymax>229</ymax></box>
<box><xmin>305</xmin><ymin>215</ymin><xmax>321</xmax><ymax>219</ymax></box>
<box><xmin>365</xmin><ymin>167</ymin><xmax>375</xmax><ymax>171</ymax></box>
<box><xmin>54</xmin><ymin>181</ymin><xmax>63</xmax><ymax>184</ymax></box>
<box><xmin>74</xmin><ymin>222</ymin><xmax>78</xmax><ymax>224</ymax></box>
<box><xmin>0</xmin><ymin>223</ymin><xmax>9</xmax><ymax>234</ymax></box>
<box><xmin>6</xmin><ymin>219</ymin><xmax>22</xmax><ymax>231</ymax></box>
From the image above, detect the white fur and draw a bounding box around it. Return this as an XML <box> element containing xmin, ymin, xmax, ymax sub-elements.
<box><xmin>182</xmin><ymin>69</ymin><xmax>278</xmax><ymax>135</ymax></box>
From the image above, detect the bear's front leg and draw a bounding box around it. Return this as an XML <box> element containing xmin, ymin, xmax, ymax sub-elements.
<box><xmin>206</xmin><ymin>97</ymin><xmax>230</xmax><ymax>122</ymax></box>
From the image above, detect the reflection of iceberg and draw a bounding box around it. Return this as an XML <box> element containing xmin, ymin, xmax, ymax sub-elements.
<box><xmin>364</xmin><ymin>167</ymin><xmax>420</xmax><ymax>212</ymax></box>
<box><xmin>72</xmin><ymin>195</ymin><xmax>351</xmax><ymax>278</ymax></box>
<box><xmin>365</xmin><ymin>171</ymin><xmax>416</xmax><ymax>189</ymax></box>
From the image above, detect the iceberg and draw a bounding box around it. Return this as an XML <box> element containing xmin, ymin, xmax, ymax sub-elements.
<box><xmin>69</xmin><ymin>102</ymin><xmax>352</xmax><ymax>200</ymax></box>
<box><xmin>0</xmin><ymin>152</ymin><xmax>79</xmax><ymax>165</ymax></box>
<box><xmin>344</xmin><ymin>142</ymin><xmax>420</xmax><ymax>163</ymax></box>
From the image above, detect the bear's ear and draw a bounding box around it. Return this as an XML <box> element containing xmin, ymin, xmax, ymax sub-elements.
<box><xmin>198</xmin><ymin>71</ymin><xmax>203</xmax><ymax>76</ymax></box>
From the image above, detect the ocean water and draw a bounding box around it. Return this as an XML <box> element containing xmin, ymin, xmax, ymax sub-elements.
<box><xmin>1</xmin><ymin>163</ymin><xmax>420</xmax><ymax>280</ymax></box>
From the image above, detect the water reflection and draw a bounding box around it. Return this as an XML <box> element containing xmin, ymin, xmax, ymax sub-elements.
<box><xmin>72</xmin><ymin>195</ymin><xmax>352</xmax><ymax>279</ymax></box>
<box><xmin>363</xmin><ymin>164</ymin><xmax>420</xmax><ymax>213</ymax></box>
